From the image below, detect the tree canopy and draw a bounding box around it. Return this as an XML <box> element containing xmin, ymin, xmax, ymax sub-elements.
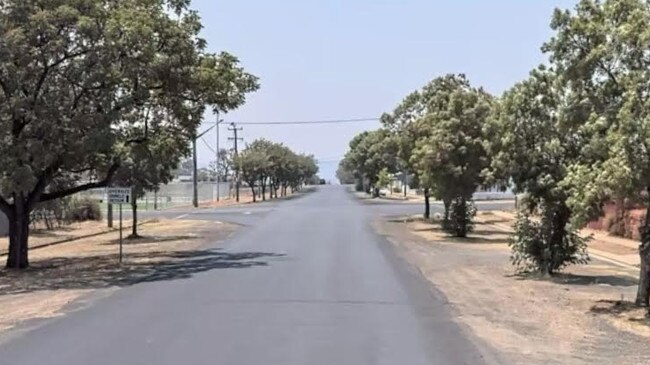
<box><xmin>0</xmin><ymin>0</ymin><xmax>258</xmax><ymax>268</ymax></box>
<box><xmin>235</xmin><ymin>139</ymin><xmax>318</xmax><ymax>201</ymax></box>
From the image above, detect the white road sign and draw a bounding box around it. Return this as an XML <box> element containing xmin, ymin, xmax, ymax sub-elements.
<box><xmin>107</xmin><ymin>187</ymin><xmax>131</xmax><ymax>204</ymax></box>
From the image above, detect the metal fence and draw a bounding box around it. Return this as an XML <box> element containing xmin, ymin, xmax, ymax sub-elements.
<box><xmin>78</xmin><ymin>182</ymin><xmax>232</xmax><ymax>208</ymax></box>
<box><xmin>0</xmin><ymin>182</ymin><xmax>233</xmax><ymax>236</ymax></box>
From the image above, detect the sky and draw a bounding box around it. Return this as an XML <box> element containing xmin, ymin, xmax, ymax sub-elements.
<box><xmin>191</xmin><ymin>0</ymin><xmax>577</xmax><ymax>181</ymax></box>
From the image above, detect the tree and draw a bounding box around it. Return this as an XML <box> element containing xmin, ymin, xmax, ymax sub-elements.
<box><xmin>235</xmin><ymin>149</ymin><xmax>268</xmax><ymax>203</ymax></box>
<box><xmin>487</xmin><ymin>66</ymin><xmax>589</xmax><ymax>275</ymax></box>
<box><xmin>113</xmin><ymin>128</ymin><xmax>188</xmax><ymax>238</ymax></box>
<box><xmin>212</xmin><ymin>148</ymin><xmax>233</xmax><ymax>183</ymax></box>
<box><xmin>0</xmin><ymin>0</ymin><xmax>259</xmax><ymax>268</ymax></box>
<box><xmin>236</xmin><ymin>139</ymin><xmax>317</xmax><ymax>202</ymax></box>
<box><xmin>296</xmin><ymin>154</ymin><xmax>319</xmax><ymax>190</ymax></box>
<box><xmin>541</xmin><ymin>0</ymin><xmax>650</xmax><ymax>299</ymax></box>
<box><xmin>341</xmin><ymin>129</ymin><xmax>398</xmax><ymax>197</ymax></box>
<box><xmin>247</xmin><ymin>139</ymin><xmax>277</xmax><ymax>200</ymax></box>
<box><xmin>381</xmin><ymin>91</ymin><xmax>426</xmax><ymax>198</ymax></box>
<box><xmin>411</xmin><ymin>74</ymin><xmax>492</xmax><ymax>236</ymax></box>
<box><xmin>336</xmin><ymin>160</ymin><xmax>356</xmax><ymax>185</ymax></box>
<box><xmin>376</xmin><ymin>168</ymin><xmax>391</xmax><ymax>192</ymax></box>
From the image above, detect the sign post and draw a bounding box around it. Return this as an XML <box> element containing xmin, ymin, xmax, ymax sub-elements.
<box><xmin>119</xmin><ymin>204</ymin><xmax>123</xmax><ymax>263</ymax></box>
<box><xmin>107</xmin><ymin>187</ymin><xmax>131</xmax><ymax>263</ymax></box>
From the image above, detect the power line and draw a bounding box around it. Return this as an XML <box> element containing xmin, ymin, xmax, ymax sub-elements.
<box><xmin>200</xmin><ymin>137</ymin><xmax>216</xmax><ymax>154</ymax></box>
<box><xmin>237</xmin><ymin>117</ymin><xmax>380</xmax><ymax>125</ymax></box>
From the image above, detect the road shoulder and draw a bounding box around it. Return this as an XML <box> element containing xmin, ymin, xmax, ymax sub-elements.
<box><xmin>0</xmin><ymin>218</ymin><xmax>237</xmax><ymax>337</ymax></box>
<box><xmin>374</xmin><ymin>214</ymin><xmax>650</xmax><ymax>365</ymax></box>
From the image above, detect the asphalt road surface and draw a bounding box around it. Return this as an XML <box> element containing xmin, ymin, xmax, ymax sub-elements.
<box><xmin>0</xmin><ymin>186</ymin><xmax>507</xmax><ymax>365</ymax></box>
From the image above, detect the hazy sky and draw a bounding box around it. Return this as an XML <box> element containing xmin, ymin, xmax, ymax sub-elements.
<box><xmin>191</xmin><ymin>0</ymin><xmax>577</xmax><ymax>181</ymax></box>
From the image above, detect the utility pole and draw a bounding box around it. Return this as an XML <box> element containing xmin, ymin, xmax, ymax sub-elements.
<box><xmin>192</xmin><ymin>136</ymin><xmax>198</xmax><ymax>207</ymax></box>
<box><xmin>215</xmin><ymin>111</ymin><xmax>224</xmax><ymax>202</ymax></box>
<box><xmin>228</xmin><ymin>122</ymin><xmax>243</xmax><ymax>202</ymax></box>
<box><xmin>192</xmin><ymin>125</ymin><xmax>216</xmax><ymax>208</ymax></box>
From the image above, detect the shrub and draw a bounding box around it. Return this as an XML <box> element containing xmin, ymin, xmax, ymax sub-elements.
<box><xmin>67</xmin><ymin>197</ymin><xmax>102</xmax><ymax>222</ymax></box>
<box><xmin>510</xmin><ymin>212</ymin><xmax>589</xmax><ymax>275</ymax></box>
<box><xmin>442</xmin><ymin>197</ymin><xmax>477</xmax><ymax>237</ymax></box>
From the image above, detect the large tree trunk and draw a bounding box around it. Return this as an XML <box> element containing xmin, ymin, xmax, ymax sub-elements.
<box><xmin>6</xmin><ymin>197</ymin><xmax>30</xmax><ymax>269</ymax></box>
<box><xmin>423</xmin><ymin>188</ymin><xmax>430</xmax><ymax>220</ymax></box>
<box><xmin>636</xmin><ymin>189</ymin><xmax>650</xmax><ymax>306</ymax></box>
<box><xmin>455</xmin><ymin>196</ymin><xmax>468</xmax><ymax>238</ymax></box>
<box><xmin>443</xmin><ymin>198</ymin><xmax>451</xmax><ymax>226</ymax></box>
<box><xmin>129</xmin><ymin>198</ymin><xmax>140</xmax><ymax>239</ymax></box>
<box><xmin>545</xmin><ymin>203</ymin><xmax>570</xmax><ymax>276</ymax></box>
<box><xmin>250</xmin><ymin>185</ymin><xmax>257</xmax><ymax>203</ymax></box>
<box><xmin>261</xmin><ymin>179</ymin><xmax>266</xmax><ymax>201</ymax></box>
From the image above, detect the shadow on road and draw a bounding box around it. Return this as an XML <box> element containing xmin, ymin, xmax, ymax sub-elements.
<box><xmin>551</xmin><ymin>273</ymin><xmax>638</xmax><ymax>287</ymax></box>
<box><xmin>103</xmin><ymin>235</ymin><xmax>200</xmax><ymax>245</ymax></box>
<box><xmin>511</xmin><ymin>272</ymin><xmax>637</xmax><ymax>287</ymax></box>
<box><xmin>0</xmin><ymin>249</ymin><xmax>285</xmax><ymax>295</ymax></box>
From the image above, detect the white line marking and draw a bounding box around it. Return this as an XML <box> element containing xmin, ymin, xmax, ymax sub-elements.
<box><xmin>174</xmin><ymin>214</ymin><xmax>189</xmax><ymax>219</ymax></box>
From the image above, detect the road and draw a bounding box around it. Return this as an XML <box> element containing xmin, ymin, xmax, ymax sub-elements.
<box><xmin>0</xmin><ymin>186</ymin><xmax>506</xmax><ymax>364</ymax></box>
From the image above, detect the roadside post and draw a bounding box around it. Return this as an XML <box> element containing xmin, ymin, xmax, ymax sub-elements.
<box><xmin>107</xmin><ymin>187</ymin><xmax>131</xmax><ymax>263</ymax></box>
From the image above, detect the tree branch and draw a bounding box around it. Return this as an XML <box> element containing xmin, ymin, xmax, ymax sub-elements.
<box><xmin>39</xmin><ymin>163</ymin><xmax>120</xmax><ymax>203</ymax></box>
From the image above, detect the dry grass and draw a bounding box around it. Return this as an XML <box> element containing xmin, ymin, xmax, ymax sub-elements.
<box><xmin>0</xmin><ymin>219</ymin><xmax>235</xmax><ymax>333</ymax></box>
<box><xmin>0</xmin><ymin>220</ymin><xmax>135</xmax><ymax>254</ymax></box>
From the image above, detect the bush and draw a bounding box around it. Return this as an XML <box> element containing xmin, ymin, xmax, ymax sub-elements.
<box><xmin>67</xmin><ymin>197</ymin><xmax>102</xmax><ymax>222</ymax></box>
<box><xmin>510</xmin><ymin>212</ymin><xmax>589</xmax><ymax>275</ymax></box>
<box><xmin>442</xmin><ymin>197</ymin><xmax>477</xmax><ymax>237</ymax></box>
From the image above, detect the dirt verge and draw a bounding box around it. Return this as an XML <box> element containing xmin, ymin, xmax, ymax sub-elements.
<box><xmin>0</xmin><ymin>219</ymin><xmax>236</xmax><ymax>333</ymax></box>
<box><xmin>376</xmin><ymin>214</ymin><xmax>650</xmax><ymax>365</ymax></box>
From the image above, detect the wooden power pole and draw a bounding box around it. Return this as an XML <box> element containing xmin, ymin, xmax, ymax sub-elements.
<box><xmin>228</xmin><ymin>123</ymin><xmax>243</xmax><ymax>202</ymax></box>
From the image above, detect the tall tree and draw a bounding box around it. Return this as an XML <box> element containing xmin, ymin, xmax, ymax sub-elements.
<box><xmin>341</xmin><ymin>129</ymin><xmax>398</xmax><ymax>197</ymax></box>
<box><xmin>235</xmin><ymin>149</ymin><xmax>268</xmax><ymax>203</ymax></box>
<box><xmin>212</xmin><ymin>148</ymin><xmax>233</xmax><ymax>183</ymax></box>
<box><xmin>113</xmin><ymin>127</ymin><xmax>188</xmax><ymax>238</ymax></box>
<box><xmin>542</xmin><ymin>0</ymin><xmax>650</xmax><ymax>299</ymax></box>
<box><xmin>0</xmin><ymin>0</ymin><xmax>258</xmax><ymax>268</ymax></box>
<box><xmin>236</xmin><ymin>139</ymin><xmax>318</xmax><ymax>202</ymax></box>
<box><xmin>487</xmin><ymin>66</ymin><xmax>590</xmax><ymax>275</ymax></box>
<box><xmin>411</xmin><ymin>74</ymin><xmax>492</xmax><ymax>236</ymax></box>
